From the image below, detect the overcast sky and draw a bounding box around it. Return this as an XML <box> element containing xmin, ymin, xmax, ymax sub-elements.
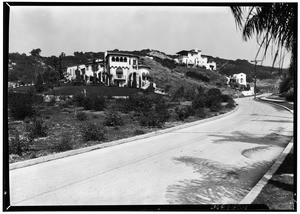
<box><xmin>9</xmin><ymin>5</ymin><xmax>290</xmax><ymax>67</ymax></box>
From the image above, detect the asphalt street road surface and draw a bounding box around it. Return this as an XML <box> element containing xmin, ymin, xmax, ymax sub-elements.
<box><xmin>9</xmin><ymin>97</ymin><xmax>293</xmax><ymax>205</ymax></box>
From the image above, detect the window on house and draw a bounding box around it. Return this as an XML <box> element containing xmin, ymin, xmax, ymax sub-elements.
<box><xmin>120</xmin><ymin>57</ymin><xmax>124</xmax><ymax>62</ymax></box>
<box><xmin>116</xmin><ymin>57</ymin><xmax>119</xmax><ymax>62</ymax></box>
<box><xmin>112</xmin><ymin>57</ymin><xmax>115</xmax><ymax>62</ymax></box>
<box><xmin>133</xmin><ymin>59</ymin><xmax>136</xmax><ymax>65</ymax></box>
<box><xmin>124</xmin><ymin>58</ymin><xmax>127</xmax><ymax>62</ymax></box>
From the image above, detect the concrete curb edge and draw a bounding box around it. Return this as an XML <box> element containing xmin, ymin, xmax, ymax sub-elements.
<box><xmin>10</xmin><ymin>105</ymin><xmax>239</xmax><ymax>170</ymax></box>
<box><xmin>239</xmin><ymin>138</ymin><xmax>294</xmax><ymax>204</ymax></box>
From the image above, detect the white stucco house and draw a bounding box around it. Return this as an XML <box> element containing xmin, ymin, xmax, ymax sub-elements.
<box><xmin>233</xmin><ymin>73</ymin><xmax>247</xmax><ymax>86</ymax></box>
<box><xmin>175</xmin><ymin>48</ymin><xmax>217</xmax><ymax>70</ymax></box>
<box><xmin>65</xmin><ymin>51</ymin><xmax>153</xmax><ymax>89</ymax></box>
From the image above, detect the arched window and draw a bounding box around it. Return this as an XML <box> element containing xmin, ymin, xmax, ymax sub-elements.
<box><xmin>120</xmin><ymin>57</ymin><xmax>124</xmax><ymax>62</ymax></box>
<box><xmin>112</xmin><ymin>57</ymin><xmax>115</xmax><ymax>62</ymax></box>
<box><xmin>116</xmin><ymin>57</ymin><xmax>119</xmax><ymax>62</ymax></box>
<box><xmin>124</xmin><ymin>57</ymin><xmax>127</xmax><ymax>62</ymax></box>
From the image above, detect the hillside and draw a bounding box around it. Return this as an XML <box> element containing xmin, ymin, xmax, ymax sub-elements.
<box><xmin>8</xmin><ymin>49</ymin><xmax>284</xmax><ymax>96</ymax></box>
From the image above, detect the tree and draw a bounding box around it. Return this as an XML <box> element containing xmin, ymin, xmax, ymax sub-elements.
<box><xmin>230</xmin><ymin>4</ymin><xmax>296</xmax><ymax>77</ymax></box>
<box><xmin>35</xmin><ymin>73</ymin><xmax>44</xmax><ymax>92</ymax></box>
<box><xmin>30</xmin><ymin>48</ymin><xmax>42</xmax><ymax>82</ymax></box>
<box><xmin>30</xmin><ymin>48</ymin><xmax>41</xmax><ymax>57</ymax></box>
<box><xmin>58</xmin><ymin>52</ymin><xmax>65</xmax><ymax>79</ymax></box>
<box><xmin>42</xmin><ymin>67</ymin><xmax>59</xmax><ymax>86</ymax></box>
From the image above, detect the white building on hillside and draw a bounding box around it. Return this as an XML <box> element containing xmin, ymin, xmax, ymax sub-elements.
<box><xmin>233</xmin><ymin>73</ymin><xmax>247</xmax><ymax>86</ymax></box>
<box><xmin>175</xmin><ymin>48</ymin><xmax>217</xmax><ymax>70</ymax></box>
<box><xmin>65</xmin><ymin>59</ymin><xmax>104</xmax><ymax>83</ymax></box>
<box><xmin>65</xmin><ymin>52</ymin><xmax>152</xmax><ymax>89</ymax></box>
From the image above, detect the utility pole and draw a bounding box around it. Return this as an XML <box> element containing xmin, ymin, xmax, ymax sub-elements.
<box><xmin>251</xmin><ymin>60</ymin><xmax>262</xmax><ymax>99</ymax></box>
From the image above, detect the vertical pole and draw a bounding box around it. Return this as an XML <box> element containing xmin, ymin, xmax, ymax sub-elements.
<box><xmin>254</xmin><ymin>61</ymin><xmax>257</xmax><ymax>99</ymax></box>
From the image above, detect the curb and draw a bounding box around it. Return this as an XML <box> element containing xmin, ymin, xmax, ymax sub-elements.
<box><xmin>239</xmin><ymin>97</ymin><xmax>294</xmax><ymax>204</ymax></box>
<box><xmin>259</xmin><ymin>97</ymin><xmax>294</xmax><ymax>114</ymax></box>
<box><xmin>10</xmin><ymin>105</ymin><xmax>239</xmax><ymax>171</ymax></box>
<box><xmin>239</xmin><ymin>138</ymin><xmax>294</xmax><ymax>204</ymax></box>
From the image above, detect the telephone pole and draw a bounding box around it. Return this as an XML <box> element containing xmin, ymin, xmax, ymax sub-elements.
<box><xmin>251</xmin><ymin>60</ymin><xmax>262</xmax><ymax>99</ymax></box>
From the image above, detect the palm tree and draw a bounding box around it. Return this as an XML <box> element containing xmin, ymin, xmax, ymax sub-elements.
<box><xmin>230</xmin><ymin>4</ymin><xmax>296</xmax><ymax>76</ymax></box>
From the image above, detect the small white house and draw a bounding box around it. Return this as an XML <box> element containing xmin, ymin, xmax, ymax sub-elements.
<box><xmin>175</xmin><ymin>48</ymin><xmax>217</xmax><ymax>70</ymax></box>
<box><xmin>233</xmin><ymin>73</ymin><xmax>247</xmax><ymax>86</ymax></box>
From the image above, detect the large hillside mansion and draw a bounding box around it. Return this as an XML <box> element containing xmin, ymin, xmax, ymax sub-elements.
<box><xmin>65</xmin><ymin>48</ymin><xmax>217</xmax><ymax>89</ymax></box>
<box><xmin>66</xmin><ymin>52</ymin><xmax>152</xmax><ymax>89</ymax></box>
<box><xmin>174</xmin><ymin>48</ymin><xmax>217</xmax><ymax>70</ymax></box>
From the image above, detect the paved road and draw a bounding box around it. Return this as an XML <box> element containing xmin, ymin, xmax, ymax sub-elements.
<box><xmin>9</xmin><ymin>97</ymin><xmax>293</xmax><ymax>205</ymax></box>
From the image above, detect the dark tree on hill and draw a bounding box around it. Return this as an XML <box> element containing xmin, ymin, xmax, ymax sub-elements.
<box><xmin>59</xmin><ymin>52</ymin><xmax>65</xmax><ymax>79</ymax></box>
<box><xmin>35</xmin><ymin>73</ymin><xmax>44</xmax><ymax>92</ymax></box>
<box><xmin>30</xmin><ymin>48</ymin><xmax>41</xmax><ymax>57</ymax></box>
<box><xmin>30</xmin><ymin>48</ymin><xmax>42</xmax><ymax>82</ymax></box>
<box><xmin>230</xmin><ymin>4</ymin><xmax>296</xmax><ymax>77</ymax></box>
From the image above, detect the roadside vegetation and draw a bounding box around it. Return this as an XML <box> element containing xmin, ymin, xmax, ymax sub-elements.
<box><xmin>8</xmin><ymin>86</ymin><xmax>236</xmax><ymax>163</ymax></box>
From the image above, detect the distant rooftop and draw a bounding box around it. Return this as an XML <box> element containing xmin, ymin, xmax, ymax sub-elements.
<box><xmin>106</xmin><ymin>52</ymin><xmax>140</xmax><ymax>58</ymax></box>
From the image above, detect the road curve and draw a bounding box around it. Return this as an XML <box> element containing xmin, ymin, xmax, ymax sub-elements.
<box><xmin>9</xmin><ymin>97</ymin><xmax>293</xmax><ymax>205</ymax></box>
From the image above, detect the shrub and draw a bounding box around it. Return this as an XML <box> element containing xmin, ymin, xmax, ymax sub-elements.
<box><xmin>76</xmin><ymin>112</ymin><xmax>88</xmax><ymax>121</ymax></box>
<box><xmin>104</xmin><ymin>110</ymin><xmax>124</xmax><ymax>127</ymax></box>
<box><xmin>9</xmin><ymin>130</ymin><xmax>31</xmax><ymax>156</ymax></box>
<box><xmin>134</xmin><ymin>129</ymin><xmax>146</xmax><ymax>135</ymax></box>
<box><xmin>83</xmin><ymin>97</ymin><xmax>93</xmax><ymax>110</ymax></box>
<box><xmin>226</xmin><ymin>99</ymin><xmax>235</xmax><ymax>108</ymax></box>
<box><xmin>192</xmin><ymin>94</ymin><xmax>206</xmax><ymax>109</ymax></box>
<box><xmin>209</xmin><ymin>100</ymin><xmax>222</xmax><ymax>112</ymax></box>
<box><xmin>72</xmin><ymin>92</ymin><xmax>86</xmax><ymax>107</ymax></box>
<box><xmin>52</xmin><ymin>133</ymin><xmax>73</xmax><ymax>152</ymax></box>
<box><xmin>138</xmin><ymin>111</ymin><xmax>163</xmax><ymax>127</ymax></box>
<box><xmin>220</xmin><ymin>94</ymin><xmax>231</xmax><ymax>102</ymax></box>
<box><xmin>285</xmin><ymin>88</ymin><xmax>294</xmax><ymax>102</ymax></box>
<box><xmin>207</xmin><ymin>88</ymin><xmax>222</xmax><ymax>97</ymax></box>
<box><xmin>26</xmin><ymin>117</ymin><xmax>48</xmax><ymax>139</ymax></box>
<box><xmin>194</xmin><ymin>108</ymin><xmax>209</xmax><ymax>118</ymax></box>
<box><xmin>91</xmin><ymin>94</ymin><xmax>106</xmax><ymax>111</ymax></box>
<box><xmin>82</xmin><ymin>94</ymin><xmax>106</xmax><ymax>111</ymax></box>
<box><xmin>8</xmin><ymin>92</ymin><xmax>37</xmax><ymax>120</ymax></box>
<box><xmin>175</xmin><ymin>106</ymin><xmax>194</xmax><ymax>121</ymax></box>
<box><xmin>80</xmin><ymin>122</ymin><xmax>106</xmax><ymax>142</ymax></box>
<box><xmin>186</xmin><ymin>71</ymin><xmax>209</xmax><ymax>82</ymax></box>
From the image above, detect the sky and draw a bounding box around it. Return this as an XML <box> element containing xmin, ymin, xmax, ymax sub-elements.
<box><xmin>8</xmin><ymin>5</ymin><xmax>291</xmax><ymax>67</ymax></box>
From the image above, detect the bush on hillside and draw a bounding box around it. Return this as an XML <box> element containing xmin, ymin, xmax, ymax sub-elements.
<box><xmin>175</xmin><ymin>106</ymin><xmax>194</xmax><ymax>121</ymax></box>
<box><xmin>207</xmin><ymin>88</ymin><xmax>222</xmax><ymax>97</ymax></box>
<box><xmin>52</xmin><ymin>133</ymin><xmax>73</xmax><ymax>152</ymax></box>
<box><xmin>104</xmin><ymin>110</ymin><xmax>124</xmax><ymax>127</ymax></box>
<box><xmin>285</xmin><ymin>88</ymin><xmax>294</xmax><ymax>102</ymax></box>
<box><xmin>186</xmin><ymin>71</ymin><xmax>209</xmax><ymax>82</ymax></box>
<box><xmin>8</xmin><ymin>92</ymin><xmax>41</xmax><ymax>120</ymax></box>
<box><xmin>9</xmin><ymin>130</ymin><xmax>31</xmax><ymax>156</ymax></box>
<box><xmin>220</xmin><ymin>94</ymin><xmax>232</xmax><ymax>102</ymax></box>
<box><xmin>226</xmin><ymin>99</ymin><xmax>235</xmax><ymax>108</ymax></box>
<box><xmin>76</xmin><ymin>112</ymin><xmax>88</xmax><ymax>121</ymax></box>
<box><xmin>209</xmin><ymin>100</ymin><xmax>222</xmax><ymax>112</ymax></box>
<box><xmin>82</xmin><ymin>94</ymin><xmax>106</xmax><ymax>111</ymax></box>
<box><xmin>26</xmin><ymin>117</ymin><xmax>48</xmax><ymax>140</ymax></box>
<box><xmin>80</xmin><ymin>122</ymin><xmax>106</xmax><ymax>142</ymax></box>
<box><xmin>72</xmin><ymin>92</ymin><xmax>86</xmax><ymax>107</ymax></box>
<box><xmin>192</xmin><ymin>94</ymin><xmax>206</xmax><ymax>110</ymax></box>
<box><xmin>194</xmin><ymin>107</ymin><xmax>209</xmax><ymax>119</ymax></box>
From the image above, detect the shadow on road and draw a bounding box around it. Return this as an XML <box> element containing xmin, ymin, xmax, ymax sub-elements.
<box><xmin>166</xmin><ymin>156</ymin><xmax>272</xmax><ymax>204</ymax></box>
<box><xmin>208</xmin><ymin>131</ymin><xmax>292</xmax><ymax>148</ymax></box>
